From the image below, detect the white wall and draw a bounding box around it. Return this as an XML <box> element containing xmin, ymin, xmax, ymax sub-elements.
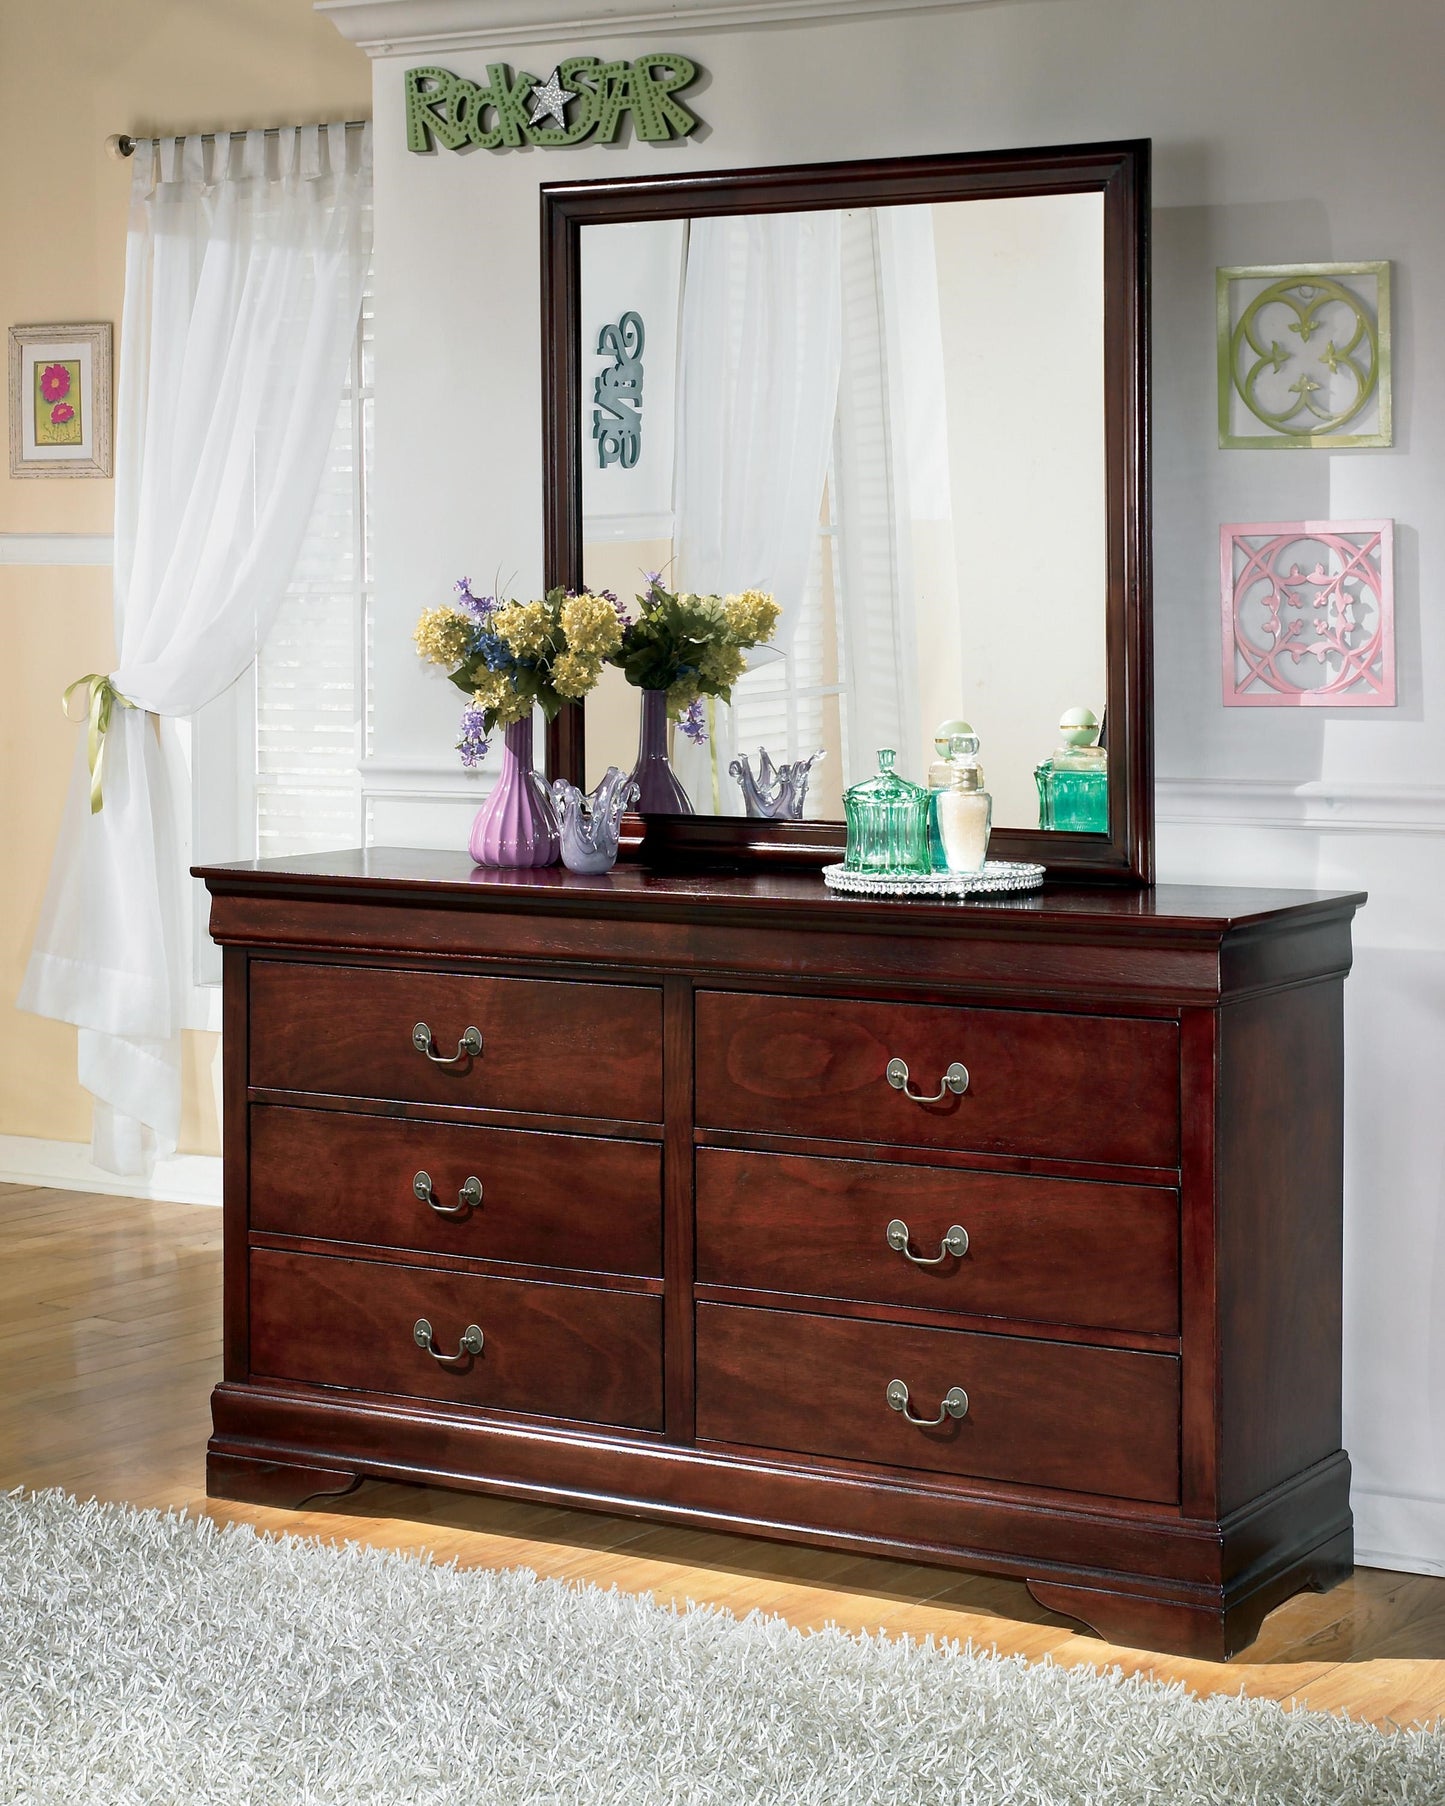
<box><xmin>335</xmin><ymin>0</ymin><xmax>1445</xmax><ymax>1573</ymax></box>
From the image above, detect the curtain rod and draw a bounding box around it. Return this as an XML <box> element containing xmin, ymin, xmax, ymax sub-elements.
<box><xmin>106</xmin><ymin>121</ymin><xmax>370</xmax><ymax>160</ymax></box>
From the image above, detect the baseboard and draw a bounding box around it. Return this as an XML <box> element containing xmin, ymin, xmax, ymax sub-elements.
<box><xmin>0</xmin><ymin>1134</ymin><xmax>222</xmax><ymax>1206</ymax></box>
<box><xmin>1353</xmin><ymin>1486</ymin><xmax>1445</xmax><ymax>1577</ymax></box>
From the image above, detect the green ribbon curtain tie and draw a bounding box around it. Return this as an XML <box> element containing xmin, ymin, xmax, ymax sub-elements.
<box><xmin>62</xmin><ymin>674</ymin><xmax>135</xmax><ymax>814</ymax></box>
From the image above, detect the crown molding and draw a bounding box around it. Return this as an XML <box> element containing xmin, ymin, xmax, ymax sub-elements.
<box><xmin>317</xmin><ymin>0</ymin><xmax>994</xmax><ymax>56</ymax></box>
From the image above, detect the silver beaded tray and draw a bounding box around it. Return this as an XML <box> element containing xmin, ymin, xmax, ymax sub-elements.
<box><xmin>822</xmin><ymin>859</ymin><xmax>1046</xmax><ymax>899</ymax></box>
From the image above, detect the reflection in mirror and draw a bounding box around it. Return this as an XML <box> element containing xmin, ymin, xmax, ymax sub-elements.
<box><xmin>580</xmin><ymin>191</ymin><xmax>1107</xmax><ymax>832</ymax></box>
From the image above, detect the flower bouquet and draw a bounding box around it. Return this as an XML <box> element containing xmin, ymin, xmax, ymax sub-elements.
<box><xmin>414</xmin><ymin>579</ymin><xmax>622</xmax><ymax>866</ymax></box>
<box><xmin>608</xmin><ymin>576</ymin><xmax>781</xmax><ymax>812</ymax></box>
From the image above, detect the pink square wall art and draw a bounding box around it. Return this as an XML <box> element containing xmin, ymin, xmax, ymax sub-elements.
<box><xmin>1220</xmin><ymin>520</ymin><xmax>1396</xmax><ymax>707</ymax></box>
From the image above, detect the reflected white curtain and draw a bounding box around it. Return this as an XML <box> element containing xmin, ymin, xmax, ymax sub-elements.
<box><xmin>671</xmin><ymin>212</ymin><xmax>842</xmax><ymax>803</ymax></box>
<box><xmin>830</xmin><ymin>206</ymin><xmax>954</xmax><ymax>786</ymax></box>
<box><xmin>874</xmin><ymin>204</ymin><xmax>961</xmax><ymax>775</ymax></box>
<box><xmin>19</xmin><ymin>124</ymin><xmax>373</xmax><ymax>1176</ymax></box>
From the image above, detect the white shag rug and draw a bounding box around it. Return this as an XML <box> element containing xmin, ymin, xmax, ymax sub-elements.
<box><xmin>1</xmin><ymin>1490</ymin><xmax>1441</xmax><ymax>1805</ymax></box>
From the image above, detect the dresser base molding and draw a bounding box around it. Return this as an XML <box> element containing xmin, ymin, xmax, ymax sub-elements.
<box><xmin>207</xmin><ymin>1383</ymin><xmax>1352</xmax><ymax>1653</ymax></box>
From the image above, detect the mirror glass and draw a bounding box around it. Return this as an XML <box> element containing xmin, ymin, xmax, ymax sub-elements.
<box><xmin>579</xmin><ymin>191</ymin><xmax>1107</xmax><ymax>832</ymax></box>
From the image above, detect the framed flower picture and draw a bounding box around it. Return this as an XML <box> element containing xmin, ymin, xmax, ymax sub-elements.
<box><xmin>7</xmin><ymin>322</ymin><xmax>113</xmax><ymax>478</ymax></box>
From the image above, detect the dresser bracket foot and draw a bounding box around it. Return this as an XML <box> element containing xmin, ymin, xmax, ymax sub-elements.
<box><xmin>207</xmin><ymin>1448</ymin><xmax>364</xmax><ymax>1511</ymax></box>
<box><xmin>1024</xmin><ymin>1578</ymin><xmax>1233</xmax><ymax>1659</ymax></box>
<box><xmin>1026</xmin><ymin>1529</ymin><xmax>1354</xmax><ymax>1660</ymax></box>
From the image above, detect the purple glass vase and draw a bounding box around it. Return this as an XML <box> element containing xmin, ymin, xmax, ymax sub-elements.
<box><xmin>629</xmin><ymin>687</ymin><xmax>694</xmax><ymax>815</ymax></box>
<box><xmin>468</xmin><ymin>715</ymin><xmax>560</xmax><ymax>867</ymax></box>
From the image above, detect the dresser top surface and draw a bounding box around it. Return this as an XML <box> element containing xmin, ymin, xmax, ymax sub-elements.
<box><xmin>196</xmin><ymin>848</ymin><xmax>1364</xmax><ymax>935</ymax></box>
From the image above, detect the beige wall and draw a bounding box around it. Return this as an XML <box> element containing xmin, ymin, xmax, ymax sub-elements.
<box><xmin>0</xmin><ymin>1</ymin><xmax>370</xmax><ymax>1153</ymax></box>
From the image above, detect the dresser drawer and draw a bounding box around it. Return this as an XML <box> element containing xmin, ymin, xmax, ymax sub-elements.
<box><xmin>249</xmin><ymin>1250</ymin><xmax>663</xmax><ymax>1430</ymax></box>
<box><xmin>695</xmin><ymin>992</ymin><xmax>1178</xmax><ymax>1167</ymax></box>
<box><xmin>695</xmin><ymin>1304</ymin><xmax>1178</xmax><ymax>1503</ymax></box>
<box><xmin>696</xmin><ymin>1150</ymin><xmax>1178</xmax><ymax>1334</ymax></box>
<box><xmin>252</xmin><ymin>1106</ymin><xmax>662</xmax><ymax>1277</ymax></box>
<box><xmin>250</xmin><ymin>963</ymin><xmax>662</xmax><ymax>1121</ymax></box>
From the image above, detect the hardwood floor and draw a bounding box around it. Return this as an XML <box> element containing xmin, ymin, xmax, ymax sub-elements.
<box><xmin>2</xmin><ymin>1183</ymin><xmax>1442</xmax><ymax>1729</ymax></box>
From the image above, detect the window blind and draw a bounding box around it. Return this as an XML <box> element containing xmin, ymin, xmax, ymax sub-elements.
<box><xmin>253</xmin><ymin>282</ymin><xmax>372</xmax><ymax>857</ymax></box>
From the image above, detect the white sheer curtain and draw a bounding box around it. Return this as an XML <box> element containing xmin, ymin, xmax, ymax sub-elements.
<box><xmin>19</xmin><ymin>124</ymin><xmax>373</xmax><ymax>1176</ymax></box>
<box><xmin>671</xmin><ymin>212</ymin><xmax>842</xmax><ymax>804</ymax></box>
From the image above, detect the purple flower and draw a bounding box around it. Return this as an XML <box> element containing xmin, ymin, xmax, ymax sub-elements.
<box><xmin>457</xmin><ymin>701</ymin><xmax>490</xmax><ymax>769</ymax></box>
<box><xmin>454</xmin><ymin>577</ymin><xmax>496</xmax><ymax>621</ymax></box>
<box><xmin>678</xmin><ymin>699</ymin><xmax>707</xmax><ymax>746</ymax></box>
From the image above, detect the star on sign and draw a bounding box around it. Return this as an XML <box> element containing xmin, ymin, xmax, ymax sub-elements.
<box><xmin>529</xmin><ymin>68</ymin><xmax>577</xmax><ymax>130</ymax></box>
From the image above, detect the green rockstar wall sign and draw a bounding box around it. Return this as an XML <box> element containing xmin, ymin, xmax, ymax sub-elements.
<box><xmin>405</xmin><ymin>56</ymin><xmax>701</xmax><ymax>152</ymax></box>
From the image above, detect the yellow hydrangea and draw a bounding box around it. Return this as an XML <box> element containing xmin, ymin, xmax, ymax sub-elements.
<box><xmin>470</xmin><ymin>672</ymin><xmax>511</xmax><ymax>713</ymax></box>
<box><xmin>553</xmin><ymin>650</ymin><xmax>603</xmax><ymax>699</ymax></box>
<box><xmin>698</xmin><ymin>643</ymin><xmax>747</xmax><ymax>691</ymax></box>
<box><xmin>472</xmin><ymin>677</ymin><xmax>529</xmax><ymax>729</ymax></box>
<box><xmin>493</xmin><ymin>600</ymin><xmax>553</xmax><ymax>659</ymax></box>
<box><xmin>494</xmin><ymin>692</ymin><xmax>532</xmax><ymax>728</ymax></box>
<box><xmin>667</xmin><ymin>679</ymin><xmax>701</xmax><ymax>718</ymax></box>
<box><xmin>414</xmin><ymin>606</ymin><xmax>474</xmax><ymax>668</ymax></box>
<box><xmin>722</xmin><ymin>588</ymin><xmax>780</xmax><ymax>646</ymax></box>
<box><xmin>560</xmin><ymin>592</ymin><xmax>622</xmax><ymax>658</ymax></box>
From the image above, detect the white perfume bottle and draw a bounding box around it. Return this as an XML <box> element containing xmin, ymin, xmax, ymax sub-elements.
<box><xmin>927</xmin><ymin>727</ymin><xmax>992</xmax><ymax>874</ymax></box>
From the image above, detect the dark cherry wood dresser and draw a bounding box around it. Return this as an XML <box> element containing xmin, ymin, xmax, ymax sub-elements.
<box><xmin>197</xmin><ymin>850</ymin><xmax>1363</xmax><ymax>1658</ymax></box>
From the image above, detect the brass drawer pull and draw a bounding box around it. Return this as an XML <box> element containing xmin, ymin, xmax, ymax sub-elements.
<box><xmin>886</xmin><ymin>1057</ymin><xmax>968</xmax><ymax>1103</ymax></box>
<box><xmin>413</xmin><ymin>1318</ymin><xmax>483</xmax><ymax>1364</ymax></box>
<box><xmin>886</xmin><ymin>1218</ymin><xmax>969</xmax><ymax>1265</ymax></box>
<box><xmin>412</xmin><ymin>1171</ymin><xmax>483</xmax><ymax>1218</ymax></box>
<box><xmin>412</xmin><ymin>1022</ymin><xmax>483</xmax><ymax>1065</ymax></box>
<box><xmin>886</xmin><ymin>1378</ymin><xmax>968</xmax><ymax>1425</ymax></box>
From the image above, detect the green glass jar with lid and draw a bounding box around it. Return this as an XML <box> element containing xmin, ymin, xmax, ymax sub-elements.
<box><xmin>842</xmin><ymin>749</ymin><xmax>930</xmax><ymax>875</ymax></box>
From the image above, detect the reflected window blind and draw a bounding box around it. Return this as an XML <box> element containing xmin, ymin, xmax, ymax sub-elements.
<box><xmin>728</xmin><ymin>481</ymin><xmax>839</xmax><ymax>767</ymax></box>
<box><xmin>253</xmin><ymin>278</ymin><xmax>372</xmax><ymax>856</ymax></box>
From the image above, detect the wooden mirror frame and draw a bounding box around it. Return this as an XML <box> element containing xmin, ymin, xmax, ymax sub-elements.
<box><xmin>541</xmin><ymin>139</ymin><xmax>1152</xmax><ymax>883</ymax></box>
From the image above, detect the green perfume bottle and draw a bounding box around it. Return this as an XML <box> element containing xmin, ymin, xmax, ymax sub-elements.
<box><xmin>843</xmin><ymin>749</ymin><xmax>929</xmax><ymax>875</ymax></box>
<box><xmin>1035</xmin><ymin>707</ymin><xmax>1108</xmax><ymax>833</ymax></box>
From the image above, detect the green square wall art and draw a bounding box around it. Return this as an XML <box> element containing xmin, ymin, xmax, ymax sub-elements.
<box><xmin>1217</xmin><ymin>263</ymin><xmax>1391</xmax><ymax>450</ymax></box>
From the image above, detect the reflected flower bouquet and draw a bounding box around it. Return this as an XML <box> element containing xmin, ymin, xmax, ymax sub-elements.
<box><xmin>608</xmin><ymin>576</ymin><xmax>781</xmax><ymax>746</ymax></box>
<box><xmin>414</xmin><ymin>579</ymin><xmax>623</xmax><ymax>766</ymax></box>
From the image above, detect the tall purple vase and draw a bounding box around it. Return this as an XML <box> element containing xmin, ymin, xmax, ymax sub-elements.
<box><xmin>629</xmin><ymin>687</ymin><xmax>694</xmax><ymax>815</ymax></box>
<box><xmin>468</xmin><ymin>716</ymin><xmax>560</xmax><ymax>867</ymax></box>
